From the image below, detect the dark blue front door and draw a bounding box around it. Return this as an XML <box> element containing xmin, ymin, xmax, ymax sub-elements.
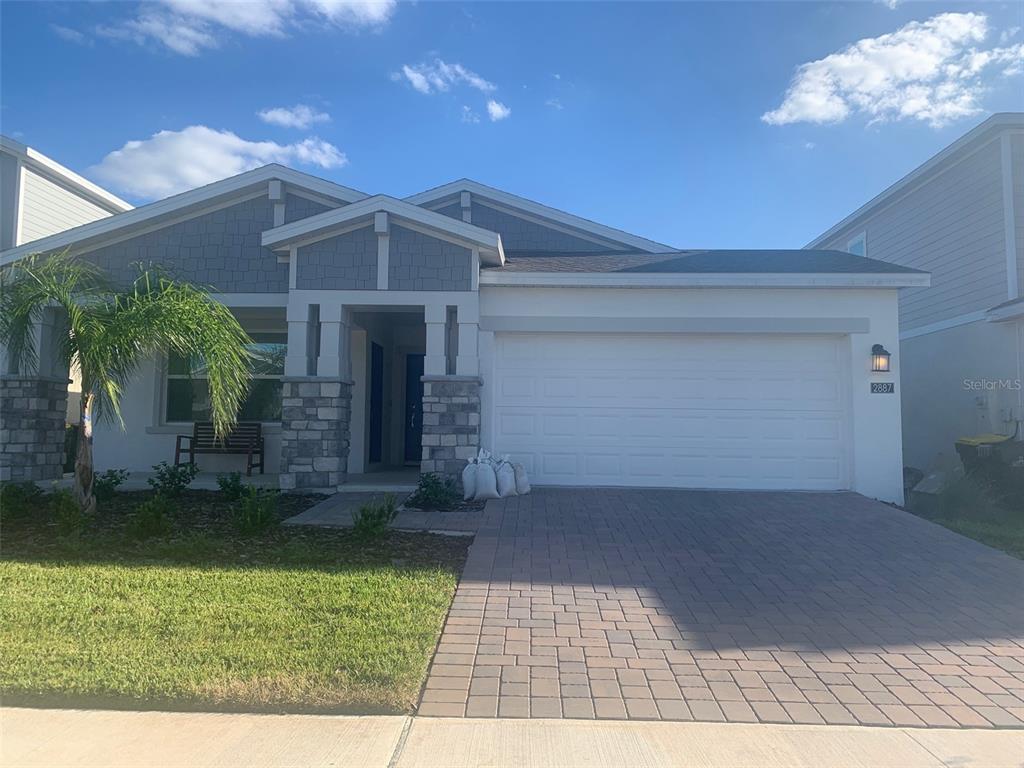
<box><xmin>404</xmin><ymin>354</ymin><xmax>424</xmax><ymax>463</ymax></box>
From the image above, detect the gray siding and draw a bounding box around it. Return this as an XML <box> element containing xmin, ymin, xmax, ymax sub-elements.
<box><xmin>83</xmin><ymin>196</ymin><xmax>287</xmax><ymax>292</ymax></box>
<box><xmin>284</xmin><ymin>193</ymin><xmax>337</xmax><ymax>224</ymax></box>
<box><xmin>296</xmin><ymin>226</ymin><xmax>377</xmax><ymax>290</ymax></box>
<box><xmin>820</xmin><ymin>137</ymin><xmax>1007</xmax><ymax>331</ymax></box>
<box><xmin>469</xmin><ymin>202</ymin><xmax>611</xmax><ymax>252</ymax></box>
<box><xmin>0</xmin><ymin>152</ymin><xmax>18</xmax><ymax>250</ymax></box>
<box><xmin>389</xmin><ymin>225</ymin><xmax>472</xmax><ymax>291</ymax></box>
<box><xmin>435</xmin><ymin>201</ymin><xmax>464</xmax><ymax>220</ymax></box>
<box><xmin>19</xmin><ymin>166</ymin><xmax>114</xmax><ymax>244</ymax></box>
<box><xmin>1012</xmin><ymin>134</ymin><xmax>1024</xmax><ymax>299</ymax></box>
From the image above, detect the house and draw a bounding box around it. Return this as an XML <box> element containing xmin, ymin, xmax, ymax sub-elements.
<box><xmin>0</xmin><ymin>136</ymin><xmax>133</xmax><ymax>426</ymax></box>
<box><xmin>807</xmin><ymin>113</ymin><xmax>1024</xmax><ymax>473</ymax></box>
<box><xmin>0</xmin><ymin>165</ymin><xmax>927</xmax><ymax>504</ymax></box>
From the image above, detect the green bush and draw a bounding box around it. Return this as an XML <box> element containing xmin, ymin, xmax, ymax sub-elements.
<box><xmin>0</xmin><ymin>481</ymin><xmax>44</xmax><ymax>520</ymax></box>
<box><xmin>94</xmin><ymin>469</ymin><xmax>130</xmax><ymax>503</ymax></box>
<box><xmin>127</xmin><ymin>494</ymin><xmax>173</xmax><ymax>540</ymax></box>
<box><xmin>937</xmin><ymin>474</ymin><xmax>1004</xmax><ymax>520</ymax></box>
<box><xmin>52</xmin><ymin>489</ymin><xmax>87</xmax><ymax>537</ymax></box>
<box><xmin>216</xmin><ymin>471</ymin><xmax>246</xmax><ymax>501</ymax></box>
<box><xmin>232</xmin><ymin>487</ymin><xmax>278</xmax><ymax>535</ymax></box>
<box><xmin>352</xmin><ymin>493</ymin><xmax>398</xmax><ymax>539</ymax></box>
<box><xmin>406</xmin><ymin>473</ymin><xmax>459</xmax><ymax>511</ymax></box>
<box><xmin>147</xmin><ymin>461</ymin><xmax>199</xmax><ymax>497</ymax></box>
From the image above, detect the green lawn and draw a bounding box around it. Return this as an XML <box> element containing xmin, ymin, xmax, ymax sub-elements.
<box><xmin>0</xmin><ymin>491</ymin><xmax>468</xmax><ymax>713</ymax></box>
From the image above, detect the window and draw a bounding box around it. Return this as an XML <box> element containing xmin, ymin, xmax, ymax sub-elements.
<box><xmin>165</xmin><ymin>332</ymin><xmax>287</xmax><ymax>423</ymax></box>
<box><xmin>847</xmin><ymin>232</ymin><xmax>867</xmax><ymax>257</ymax></box>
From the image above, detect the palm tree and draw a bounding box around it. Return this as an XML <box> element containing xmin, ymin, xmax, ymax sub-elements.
<box><xmin>1</xmin><ymin>254</ymin><xmax>252</xmax><ymax>514</ymax></box>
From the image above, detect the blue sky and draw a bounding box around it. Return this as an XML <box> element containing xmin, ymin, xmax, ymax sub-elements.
<box><xmin>1</xmin><ymin>1</ymin><xmax>1022</xmax><ymax>249</ymax></box>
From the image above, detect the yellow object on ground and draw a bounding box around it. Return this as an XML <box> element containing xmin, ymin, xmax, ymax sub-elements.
<box><xmin>956</xmin><ymin>433</ymin><xmax>1012</xmax><ymax>447</ymax></box>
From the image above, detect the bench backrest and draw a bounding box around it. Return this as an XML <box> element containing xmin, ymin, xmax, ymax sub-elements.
<box><xmin>192</xmin><ymin>421</ymin><xmax>262</xmax><ymax>449</ymax></box>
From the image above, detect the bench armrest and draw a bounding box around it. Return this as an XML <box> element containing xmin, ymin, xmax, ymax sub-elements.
<box><xmin>175</xmin><ymin>434</ymin><xmax>192</xmax><ymax>449</ymax></box>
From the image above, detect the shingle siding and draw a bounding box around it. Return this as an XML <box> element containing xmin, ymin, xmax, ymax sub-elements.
<box><xmin>295</xmin><ymin>226</ymin><xmax>378</xmax><ymax>290</ymax></box>
<box><xmin>19</xmin><ymin>167</ymin><xmax>114</xmax><ymax>245</ymax></box>
<box><xmin>435</xmin><ymin>202</ymin><xmax>464</xmax><ymax>220</ymax></box>
<box><xmin>820</xmin><ymin>137</ymin><xmax>1007</xmax><ymax>331</ymax></box>
<box><xmin>82</xmin><ymin>196</ymin><xmax>288</xmax><ymax>292</ymax></box>
<box><xmin>469</xmin><ymin>202</ymin><xmax>610</xmax><ymax>252</ymax></box>
<box><xmin>389</xmin><ymin>225</ymin><xmax>472</xmax><ymax>291</ymax></box>
<box><xmin>284</xmin><ymin>193</ymin><xmax>337</xmax><ymax>224</ymax></box>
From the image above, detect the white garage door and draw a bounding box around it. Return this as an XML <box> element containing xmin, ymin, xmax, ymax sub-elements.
<box><xmin>492</xmin><ymin>333</ymin><xmax>850</xmax><ymax>490</ymax></box>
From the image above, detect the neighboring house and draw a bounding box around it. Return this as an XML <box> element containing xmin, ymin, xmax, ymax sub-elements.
<box><xmin>0</xmin><ymin>135</ymin><xmax>133</xmax><ymax>424</ymax></box>
<box><xmin>0</xmin><ymin>166</ymin><xmax>927</xmax><ymax>503</ymax></box>
<box><xmin>807</xmin><ymin>113</ymin><xmax>1024</xmax><ymax>473</ymax></box>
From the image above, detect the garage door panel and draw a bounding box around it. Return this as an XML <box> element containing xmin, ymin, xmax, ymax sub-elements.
<box><xmin>493</xmin><ymin>333</ymin><xmax>849</xmax><ymax>491</ymax></box>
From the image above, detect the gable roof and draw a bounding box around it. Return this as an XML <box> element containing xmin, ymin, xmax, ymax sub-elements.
<box><xmin>404</xmin><ymin>178</ymin><xmax>676</xmax><ymax>254</ymax></box>
<box><xmin>262</xmin><ymin>194</ymin><xmax>506</xmax><ymax>263</ymax></box>
<box><xmin>1</xmin><ymin>135</ymin><xmax>132</xmax><ymax>214</ymax></box>
<box><xmin>806</xmin><ymin>112</ymin><xmax>1024</xmax><ymax>248</ymax></box>
<box><xmin>0</xmin><ymin>164</ymin><xmax>368</xmax><ymax>266</ymax></box>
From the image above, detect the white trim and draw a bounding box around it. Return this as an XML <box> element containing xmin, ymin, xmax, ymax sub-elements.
<box><xmin>376</xmin><ymin>212</ymin><xmax>390</xmax><ymax>290</ymax></box>
<box><xmin>479</xmin><ymin>271</ymin><xmax>930</xmax><ymax>289</ymax></box>
<box><xmin>12</xmin><ymin>157</ymin><xmax>24</xmax><ymax>246</ymax></box>
<box><xmin>284</xmin><ymin>220</ymin><xmax>374</xmax><ymax>253</ymax></box>
<box><xmin>0</xmin><ymin>164</ymin><xmax>367</xmax><ymax>266</ymax></box>
<box><xmin>480</xmin><ymin>316</ymin><xmax>871</xmax><ymax>334</ymax></box>
<box><xmin>404</xmin><ymin>178</ymin><xmax>676</xmax><ymax>253</ymax></box>
<box><xmin>986</xmin><ymin>300</ymin><xmax>1024</xmax><ymax>323</ymax></box>
<box><xmin>1001</xmin><ymin>134</ymin><xmax>1020</xmax><ymax>301</ymax></box>
<box><xmin>899</xmin><ymin>310</ymin><xmax>987</xmax><ymax>340</ymax></box>
<box><xmin>452</xmin><ymin>197</ymin><xmax>627</xmax><ymax>251</ymax></box>
<box><xmin>262</xmin><ymin>194</ymin><xmax>505</xmax><ymax>264</ymax></box>
<box><xmin>806</xmin><ymin>113</ymin><xmax>1024</xmax><ymax>248</ymax></box>
<box><xmin>1</xmin><ymin>135</ymin><xmax>132</xmax><ymax>213</ymax></box>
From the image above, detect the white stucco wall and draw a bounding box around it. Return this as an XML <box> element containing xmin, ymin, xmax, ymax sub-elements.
<box><xmin>479</xmin><ymin>286</ymin><xmax>906</xmax><ymax>504</ymax></box>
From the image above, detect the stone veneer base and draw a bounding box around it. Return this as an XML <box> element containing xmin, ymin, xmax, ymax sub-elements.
<box><xmin>420</xmin><ymin>375</ymin><xmax>481</xmax><ymax>480</ymax></box>
<box><xmin>279</xmin><ymin>377</ymin><xmax>352</xmax><ymax>492</ymax></box>
<box><xmin>0</xmin><ymin>376</ymin><xmax>70</xmax><ymax>483</ymax></box>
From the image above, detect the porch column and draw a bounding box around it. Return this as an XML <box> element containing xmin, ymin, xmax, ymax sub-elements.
<box><xmin>424</xmin><ymin>303</ymin><xmax>447</xmax><ymax>376</ymax></box>
<box><xmin>284</xmin><ymin>303</ymin><xmax>316</xmax><ymax>376</ymax></box>
<box><xmin>455</xmin><ymin>304</ymin><xmax>480</xmax><ymax>377</ymax></box>
<box><xmin>316</xmin><ymin>307</ymin><xmax>351</xmax><ymax>379</ymax></box>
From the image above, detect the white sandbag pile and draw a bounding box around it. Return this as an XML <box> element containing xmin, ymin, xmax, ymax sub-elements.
<box><xmin>464</xmin><ymin>449</ymin><xmax>530</xmax><ymax>501</ymax></box>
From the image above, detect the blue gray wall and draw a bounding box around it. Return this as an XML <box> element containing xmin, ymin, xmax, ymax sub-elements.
<box><xmin>469</xmin><ymin>202</ymin><xmax>607</xmax><ymax>252</ymax></box>
<box><xmin>295</xmin><ymin>226</ymin><xmax>377</xmax><ymax>289</ymax></box>
<box><xmin>284</xmin><ymin>193</ymin><xmax>336</xmax><ymax>224</ymax></box>
<box><xmin>82</xmin><ymin>196</ymin><xmax>288</xmax><ymax>292</ymax></box>
<box><xmin>389</xmin><ymin>225</ymin><xmax>471</xmax><ymax>290</ymax></box>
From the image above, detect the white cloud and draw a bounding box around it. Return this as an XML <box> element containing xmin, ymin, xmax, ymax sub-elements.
<box><xmin>486</xmin><ymin>100</ymin><xmax>511</xmax><ymax>122</ymax></box>
<box><xmin>90</xmin><ymin>125</ymin><xmax>347</xmax><ymax>200</ymax></box>
<box><xmin>545</xmin><ymin>97</ymin><xmax>564</xmax><ymax>110</ymax></box>
<box><xmin>763</xmin><ymin>12</ymin><xmax>1024</xmax><ymax>128</ymax></box>
<box><xmin>258</xmin><ymin>104</ymin><xmax>331</xmax><ymax>128</ymax></box>
<box><xmin>460</xmin><ymin>106</ymin><xmax>481</xmax><ymax>124</ymax></box>
<box><xmin>99</xmin><ymin>0</ymin><xmax>395</xmax><ymax>56</ymax></box>
<box><xmin>51</xmin><ymin>24</ymin><xmax>89</xmax><ymax>45</ymax></box>
<box><xmin>395</xmin><ymin>59</ymin><xmax>496</xmax><ymax>95</ymax></box>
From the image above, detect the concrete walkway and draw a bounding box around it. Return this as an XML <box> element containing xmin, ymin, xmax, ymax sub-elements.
<box><xmin>3</xmin><ymin>707</ymin><xmax>1022</xmax><ymax>767</ymax></box>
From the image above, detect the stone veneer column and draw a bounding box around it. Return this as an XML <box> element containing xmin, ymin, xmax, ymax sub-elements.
<box><xmin>279</xmin><ymin>377</ymin><xmax>352</xmax><ymax>492</ymax></box>
<box><xmin>421</xmin><ymin>375</ymin><xmax>481</xmax><ymax>480</ymax></box>
<box><xmin>0</xmin><ymin>375</ymin><xmax>69</xmax><ymax>483</ymax></box>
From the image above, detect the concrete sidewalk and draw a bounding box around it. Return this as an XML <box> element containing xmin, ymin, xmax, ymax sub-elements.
<box><xmin>3</xmin><ymin>708</ymin><xmax>1022</xmax><ymax>768</ymax></box>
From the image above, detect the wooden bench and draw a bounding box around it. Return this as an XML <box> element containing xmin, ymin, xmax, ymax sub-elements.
<box><xmin>174</xmin><ymin>422</ymin><xmax>265</xmax><ymax>476</ymax></box>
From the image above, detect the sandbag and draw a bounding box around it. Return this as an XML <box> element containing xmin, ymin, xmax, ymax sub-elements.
<box><xmin>474</xmin><ymin>462</ymin><xmax>499</xmax><ymax>500</ymax></box>
<box><xmin>495</xmin><ymin>461</ymin><xmax>517</xmax><ymax>497</ymax></box>
<box><xmin>462</xmin><ymin>460</ymin><xmax>478</xmax><ymax>501</ymax></box>
<box><xmin>513</xmin><ymin>463</ymin><xmax>531</xmax><ymax>495</ymax></box>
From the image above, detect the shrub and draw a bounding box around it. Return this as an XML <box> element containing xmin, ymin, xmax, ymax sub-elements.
<box><xmin>0</xmin><ymin>481</ymin><xmax>44</xmax><ymax>520</ymax></box>
<box><xmin>216</xmin><ymin>471</ymin><xmax>246</xmax><ymax>501</ymax></box>
<box><xmin>127</xmin><ymin>494</ymin><xmax>173</xmax><ymax>540</ymax></box>
<box><xmin>148</xmin><ymin>461</ymin><xmax>199</xmax><ymax>497</ymax></box>
<box><xmin>94</xmin><ymin>469</ymin><xmax>130</xmax><ymax>503</ymax></box>
<box><xmin>406</xmin><ymin>473</ymin><xmax>459</xmax><ymax>511</ymax></box>
<box><xmin>352</xmin><ymin>493</ymin><xmax>398</xmax><ymax>539</ymax></box>
<box><xmin>52</xmin><ymin>489</ymin><xmax>87</xmax><ymax>537</ymax></box>
<box><xmin>936</xmin><ymin>474</ymin><xmax>1004</xmax><ymax>520</ymax></box>
<box><xmin>232</xmin><ymin>486</ymin><xmax>279</xmax><ymax>535</ymax></box>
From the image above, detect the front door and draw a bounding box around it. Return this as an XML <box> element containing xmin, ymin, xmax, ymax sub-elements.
<box><xmin>404</xmin><ymin>354</ymin><xmax>424</xmax><ymax>463</ymax></box>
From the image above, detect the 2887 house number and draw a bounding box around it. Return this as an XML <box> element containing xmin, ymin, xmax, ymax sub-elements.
<box><xmin>871</xmin><ymin>382</ymin><xmax>895</xmax><ymax>394</ymax></box>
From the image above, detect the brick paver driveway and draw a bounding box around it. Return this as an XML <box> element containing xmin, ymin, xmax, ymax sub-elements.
<box><xmin>418</xmin><ymin>488</ymin><xmax>1024</xmax><ymax>728</ymax></box>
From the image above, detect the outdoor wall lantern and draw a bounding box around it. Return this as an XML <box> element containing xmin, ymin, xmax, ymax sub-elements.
<box><xmin>871</xmin><ymin>344</ymin><xmax>891</xmax><ymax>373</ymax></box>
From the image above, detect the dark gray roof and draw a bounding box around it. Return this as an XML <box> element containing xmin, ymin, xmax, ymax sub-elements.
<box><xmin>489</xmin><ymin>249</ymin><xmax>926</xmax><ymax>275</ymax></box>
